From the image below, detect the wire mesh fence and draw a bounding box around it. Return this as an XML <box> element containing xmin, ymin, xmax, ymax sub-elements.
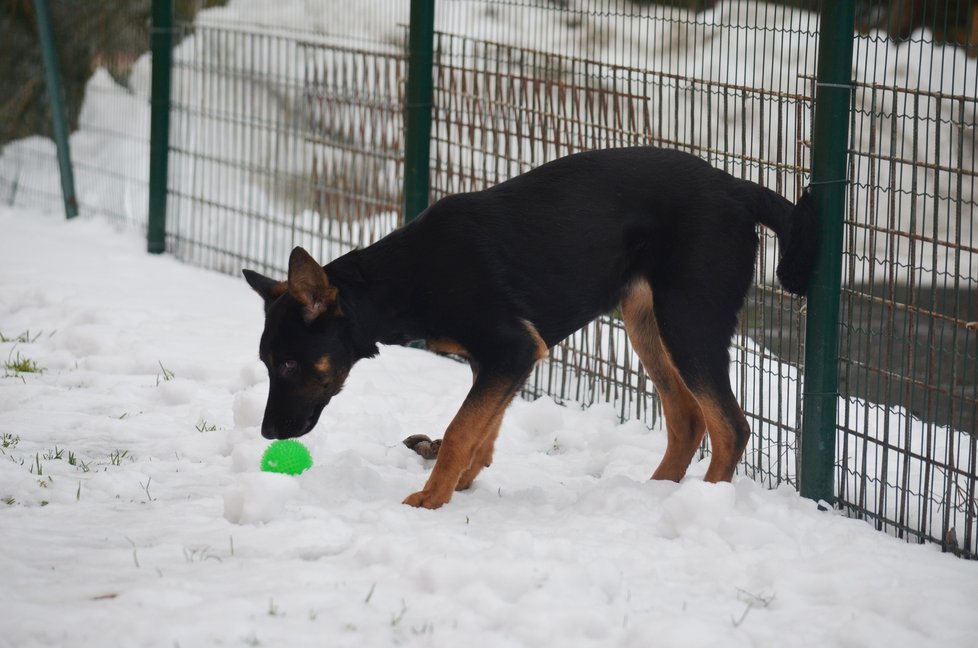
<box><xmin>1</xmin><ymin>0</ymin><xmax>975</xmax><ymax>557</ymax></box>
<box><xmin>840</xmin><ymin>24</ymin><xmax>977</xmax><ymax>555</ymax></box>
<box><xmin>164</xmin><ymin>23</ymin><xmax>406</xmax><ymax>276</ymax></box>
<box><xmin>431</xmin><ymin>1</ymin><xmax>817</xmax><ymax>498</ymax></box>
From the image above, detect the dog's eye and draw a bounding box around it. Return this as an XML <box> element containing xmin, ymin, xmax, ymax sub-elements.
<box><xmin>279</xmin><ymin>360</ymin><xmax>299</xmax><ymax>378</ymax></box>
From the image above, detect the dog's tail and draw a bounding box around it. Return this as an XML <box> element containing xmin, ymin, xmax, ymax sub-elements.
<box><xmin>750</xmin><ymin>184</ymin><xmax>818</xmax><ymax>296</ymax></box>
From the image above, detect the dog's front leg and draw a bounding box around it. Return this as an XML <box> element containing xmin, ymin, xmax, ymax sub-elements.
<box><xmin>403</xmin><ymin>372</ymin><xmax>519</xmax><ymax>509</ymax></box>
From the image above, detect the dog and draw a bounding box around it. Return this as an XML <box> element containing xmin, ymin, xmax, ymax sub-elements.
<box><xmin>243</xmin><ymin>146</ymin><xmax>817</xmax><ymax>509</ymax></box>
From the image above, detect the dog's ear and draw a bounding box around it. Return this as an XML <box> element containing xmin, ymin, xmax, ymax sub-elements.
<box><xmin>288</xmin><ymin>247</ymin><xmax>337</xmax><ymax>323</ymax></box>
<box><xmin>242</xmin><ymin>269</ymin><xmax>287</xmax><ymax>306</ymax></box>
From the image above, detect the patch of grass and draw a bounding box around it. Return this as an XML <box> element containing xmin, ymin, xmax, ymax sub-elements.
<box><xmin>139</xmin><ymin>477</ymin><xmax>155</xmax><ymax>503</ymax></box>
<box><xmin>195</xmin><ymin>420</ymin><xmax>218</xmax><ymax>433</ymax></box>
<box><xmin>4</xmin><ymin>350</ymin><xmax>43</xmax><ymax>375</ymax></box>
<box><xmin>183</xmin><ymin>545</ymin><xmax>222</xmax><ymax>563</ymax></box>
<box><xmin>108</xmin><ymin>449</ymin><xmax>132</xmax><ymax>466</ymax></box>
<box><xmin>732</xmin><ymin>589</ymin><xmax>775</xmax><ymax>628</ymax></box>
<box><xmin>67</xmin><ymin>451</ymin><xmax>91</xmax><ymax>472</ymax></box>
<box><xmin>29</xmin><ymin>453</ymin><xmax>43</xmax><ymax>475</ymax></box>
<box><xmin>390</xmin><ymin>599</ymin><xmax>408</xmax><ymax>627</ymax></box>
<box><xmin>1</xmin><ymin>432</ymin><xmax>20</xmax><ymax>451</ymax></box>
<box><xmin>0</xmin><ymin>329</ymin><xmax>44</xmax><ymax>343</ymax></box>
<box><xmin>156</xmin><ymin>361</ymin><xmax>175</xmax><ymax>385</ymax></box>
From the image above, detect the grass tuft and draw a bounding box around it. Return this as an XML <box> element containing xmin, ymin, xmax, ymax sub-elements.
<box><xmin>156</xmin><ymin>361</ymin><xmax>175</xmax><ymax>385</ymax></box>
<box><xmin>109</xmin><ymin>449</ymin><xmax>132</xmax><ymax>466</ymax></box>
<box><xmin>4</xmin><ymin>351</ymin><xmax>43</xmax><ymax>375</ymax></box>
<box><xmin>0</xmin><ymin>330</ymin><xmax>44</xmax><ymax>343</ymax></box>
<box><xmin>1</xmin><ymin>432</ymin><xmax>20</xmax><ymax>451</ymax></box>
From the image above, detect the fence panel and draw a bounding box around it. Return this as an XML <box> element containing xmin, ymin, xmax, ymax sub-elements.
<box><xmin>840</xmin><ymin>24</ymin><xmax>978</xmax><ymax>554</ymax></box>
<box><xmin>429</xmin><ymin>3</ymin><xmax>818</xmax><ymax>492</ymax></box>
<box><xmin>165</xmin><ymin>24</ymin><xmax>405</xmax><ymax>277</ymax></box>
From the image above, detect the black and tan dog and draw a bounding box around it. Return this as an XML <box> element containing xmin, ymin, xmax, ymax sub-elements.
<box><xmin>243</xmin><ymin>147</ymin><xmax>816</xmax><ymax>509</ymax></box>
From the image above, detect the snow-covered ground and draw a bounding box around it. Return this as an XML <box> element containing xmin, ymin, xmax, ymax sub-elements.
<box><xmin>2</xmin><ymin>205</ymin><xmax>977</xmax><ymax>647</ymax></box>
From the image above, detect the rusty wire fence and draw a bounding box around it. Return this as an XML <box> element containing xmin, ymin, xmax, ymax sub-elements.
<box><xmin>424</xmin><ymin>24</ymin><xmax>816</xmax><ymax>495</ymax></box>
<box><xmin>1</xmin><ymin>0</ymin><xmax>975</xmax><ymax>557</ymax></box>
<box><xmin>840</xmin><ymin>27</ymin><xmax>978</xmax><ymax>553</ymax></box>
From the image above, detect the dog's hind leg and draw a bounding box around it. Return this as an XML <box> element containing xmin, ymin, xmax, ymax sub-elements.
<box><xmin>691</xmin><ymin>390</ymin><xmax>751</xmax><ymax>482</ymax></box>
<box><xmin>621</xmin><ymin>279</ymin><xmax>706</xmax><ymax>482</ymax></box>
<box><xmin>650</xmin><ymin>286</ymin><xmax>752</xmax><ymax>483</ymax></box>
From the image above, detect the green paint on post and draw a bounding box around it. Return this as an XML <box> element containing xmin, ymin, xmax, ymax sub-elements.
<box><xmin>33</xmin><ymin>0</ymin><xmax>77</xmax><ymax>219</ymax></box>
<box><xmin>148</xmin><ymin>0</ymin><xmax>174</xmax><ymax>254</ymax></box>
<box><xmin>403</xmin><ymin>0</ymin><xmax>436</xmax><ymax>224</ymax></box>
<box><xmin>800</xmin><ymin>1</ymin><xmax>856</xmax><ymax>506</ymax></box>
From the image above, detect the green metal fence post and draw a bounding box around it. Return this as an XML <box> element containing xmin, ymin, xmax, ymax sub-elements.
<box><xmin>800</xmin><ymin>0</ymin><xmax>857</xmax><ymax>505</ymax></box>
<box><xmin>403</xmin><ymin>0</ymin><xmax>436</xmax><ymax>224</ymax></box>
<box><xmin>33</xmin><ymin>0</ymin><xmax>77</xmax><ymax>220</ymax></box>
<box><xmin>148</xmin><ymin>0</ymin><xmax>174</xmax><ymax>254</ymax></box>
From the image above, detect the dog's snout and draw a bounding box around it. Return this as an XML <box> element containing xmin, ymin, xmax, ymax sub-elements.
<box><xmin>260</xmin><ymin>418</ymin><xmax>312</xmax><ymax>440</ymax></box>
<box><xmin>260</xmin><ymin>421</ymin><xmax>281</xmax><ymax>440</ymax></box>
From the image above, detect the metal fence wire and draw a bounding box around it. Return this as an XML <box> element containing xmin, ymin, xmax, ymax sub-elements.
<box><xmin>1</xmin><ymin>0</ymin><xmax>975</xmax><ymax>557</ymax></box>
<box><xmin>842</xmin><ymin>24</ymin><xmax>977</xmax><ymax>555</ymax></box>
<box><xmin>164</xmin><ymin>23</ymin><xmax>406</xmax><ymax>276</ymax></box>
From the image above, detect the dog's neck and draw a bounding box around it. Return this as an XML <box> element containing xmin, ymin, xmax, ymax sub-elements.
<box><xmin>325</xmin><ymin>245</ymin><xmax>426</xmax><ymax>354</ymax></box>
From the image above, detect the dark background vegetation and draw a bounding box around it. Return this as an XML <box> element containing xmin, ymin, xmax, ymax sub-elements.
<box><xmin>0</xmin><ymin>0</ymin><xmax>226</xmax><ymax>146</ymax></box>
<box><xmin>1</xmin><ymin>0</ymin><xmax>975</xmax><ymax>147</ymax></box>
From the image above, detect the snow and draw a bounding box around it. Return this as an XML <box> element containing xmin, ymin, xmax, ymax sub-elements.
<box><xmin>2</xmin><ymin>205</ymin><xmax>977</xmax><ymax>647</ymax></box>
<box><xmin>1</xmin><ymin>2</ymin><xmax>976</xmax><ymax>641</ymax></box>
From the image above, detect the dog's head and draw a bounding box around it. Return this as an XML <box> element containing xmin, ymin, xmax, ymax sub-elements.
<box><xmin>243</xmin><ymin>247</ymin><xmax>355</xmax><ymax>440</ymax></box>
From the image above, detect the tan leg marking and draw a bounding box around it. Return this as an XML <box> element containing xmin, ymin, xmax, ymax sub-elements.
<box><xmin>620</xmin><ymin>279</ymin><xmax>706</xmax><ymax>482</ymax></box>
<box><xmin>403</xmin><ymin>380</ymin><xmax>517</xmax><ymax>509</ymax></box>
<box><xmin>521</xmin><ymin>319</ymin><xmax>550</xmax><ymax>361</ymax></box>
<box><xmin>455</xmin><ymin>406</ymin><xmax>504</xmax><ymax>491</ymax></box>
<box><xmin>426</xmin><ymin>337</ymin><xmax>470</xmax><ymax>359</ymax></box>
<box><xmin>450</xmin><ymin>321</ymin><xmax>545</xmax><ymax>493</ymax></box>
<box><xmin>408</xmin><ymin>324</ymin><xmax>545</xmax><ymax>504</ymax></box>
<box><xmin>697</xmin><ymin>394</ymin><xmax>750</xmax><ymax>483</ymax></box>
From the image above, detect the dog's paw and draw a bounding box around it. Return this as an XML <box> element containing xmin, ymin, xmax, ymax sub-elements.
<box><xmin>402</xmin><ymin>434</ymin><xmax>441</xmax><ymax>460</ymax></box>
<box><xmin>402</xmin><ymin>489</ymin><xmax>451</xmax><ymax>509</ymax></box>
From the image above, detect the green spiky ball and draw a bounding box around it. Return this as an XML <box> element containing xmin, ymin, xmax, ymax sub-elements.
<box><xmin>260</xmin><ymin>439</ymin><xmax>313</xmax><ymax>475</ymax></box>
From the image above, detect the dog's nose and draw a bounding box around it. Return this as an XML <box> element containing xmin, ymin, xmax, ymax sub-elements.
<box><xmin>260</xmin><ymin>422</ymin><xmax>279</xmax><ymax>439</ymax></box>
